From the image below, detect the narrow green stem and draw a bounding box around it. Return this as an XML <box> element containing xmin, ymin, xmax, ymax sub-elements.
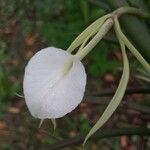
<box><xmin>112</xmin><ymin>6</ymin><xmax>150</xmax><ymax>18</ymax></box>
<box><xmin>106</xmin><ymin>1</ymin><xmax>150</xmax><ymax>61</ymax></box>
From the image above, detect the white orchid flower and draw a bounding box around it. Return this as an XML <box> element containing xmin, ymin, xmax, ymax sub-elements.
<box><xmin>23</xmin><ymin>14</ymin><xmax>112</xmax><ymax>120</ymax></box>
<box><xmin>23</xmin><ymin>47</ymin><xmax>87</xmax><ymax>119</ymax></box>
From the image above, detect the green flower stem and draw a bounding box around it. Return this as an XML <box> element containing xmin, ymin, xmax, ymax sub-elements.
<box><xmin>75</xmin><ymin>18</ymin><xmax>114</xmax><ymax>60</ymax></box>
<box><xmin>114</xmin><ymin>17</ymin><xmax>150</xmax><ymax>73</ymax></box>
<box><xmin>48</xmin><ymin>128</ymin><xmax>150</xmax><ymax>150</ymax></box>
<box><xmin>106</xmin><ymin>1</ymin><xmax>150</xmax><ymax>61</ymax></box>
<box><xmin>112</xmin><ymin>6</ymin><xmax>150</xmax><ymax>18</ymax></box>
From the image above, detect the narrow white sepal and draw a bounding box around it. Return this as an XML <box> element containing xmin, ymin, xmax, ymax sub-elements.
<box><xmin>15</xmin><ymin>93</ymin><xmax>24</xmax><ymax>98</ymax></box>
<box><xmin>51</xmin><ymin>119</ymin><xmax>56</xmax><ymax>131</ymax></box>
<box><xmin>39</xmin><ymin>119</ymin><xmax>44</xmax><ymax>128</ymax></box>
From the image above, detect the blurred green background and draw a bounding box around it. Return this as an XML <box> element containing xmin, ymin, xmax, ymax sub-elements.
<box><xmin>0</xmin><ymin>0</ymin><xmax>150</xmax><ymax>149</ymax></box>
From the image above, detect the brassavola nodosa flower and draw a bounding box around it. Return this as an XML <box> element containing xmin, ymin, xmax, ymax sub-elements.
<box><xmin>23</xmin><ymin>6</ymin><xmax>150</xmax><ymax>145</ymax></box>
<box><xmin>23</xmin><ymin>47</ymin><xmax>86</xmax><ymax>119</ymax></box>
<box><xmin>23</xmin><ymin>13</ymin><xmax>112</xmax><ymax>120</ymax></box>
<box><xmin>23</xmin><ymin>10</ymin><xmax>114</xmax><ymax>120</ymax></box>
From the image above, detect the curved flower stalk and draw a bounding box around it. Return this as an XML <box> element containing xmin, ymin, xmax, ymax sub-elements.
<box><xmin>23</xmin><ymin>47</ymin><xmax>86</xmax><ymax>119</ymax></box>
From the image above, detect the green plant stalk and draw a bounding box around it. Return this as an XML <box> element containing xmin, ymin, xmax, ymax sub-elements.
<box><xmin>75</xmin><ymin>18</ymin><xmax>114</xmax><ymax>60</ymax></box>
<box><xmin>106</xmin><ymin>0</ymin><xmax>150</xmax><ymax>61</ymax></box>
<box><xmin>48</xmin><ymin>128</ymin><xmax>150</xmax><ymax>150</ymax></box>
<box><xmin>83</xmin><ymin>26</ymin><xmax>130</xmax><ymax>145</ymax></box>
<box><xmin>112</xmin><ymin>6</ymin><xmax>150</xmax><ymax>18</ymax></box>
<box><xmin>114</xmin><ymin>17</ymin><xmax>150</xmax><ymax>73</ymax></box>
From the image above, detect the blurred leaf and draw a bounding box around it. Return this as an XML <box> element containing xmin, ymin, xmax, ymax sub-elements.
<box><xmin>79</xmin><ymin>0</ymin><xmax>90</xmax><ymax>23</ymax></box>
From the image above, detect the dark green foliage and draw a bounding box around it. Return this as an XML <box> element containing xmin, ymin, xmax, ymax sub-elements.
<box><xmin>0</xmin><ymin>52</ymin><xmax>16</xmax><ymax>101</ymax></box>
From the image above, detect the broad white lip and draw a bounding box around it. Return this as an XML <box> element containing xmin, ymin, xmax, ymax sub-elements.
<box><xmin>23</xmin><ymin>47</ymin><xmax>87</xmax><ymax>119</ymax></box>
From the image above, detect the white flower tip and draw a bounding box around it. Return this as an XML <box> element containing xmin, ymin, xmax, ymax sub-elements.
<box><xmin>39</xmin><ymin>119</ymin><xmax>44</xmax><ymax>128</ymax></box>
